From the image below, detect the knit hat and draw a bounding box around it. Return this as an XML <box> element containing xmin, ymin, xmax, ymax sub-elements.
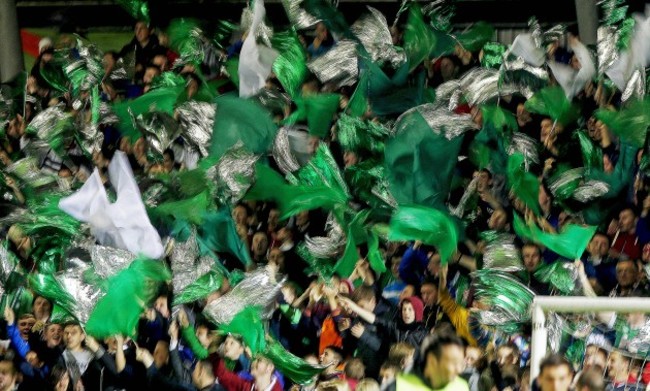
<box><xmin>402</xmin><ymin>296</ymin><xmax>424</xmax><ymax>323</ymax></box>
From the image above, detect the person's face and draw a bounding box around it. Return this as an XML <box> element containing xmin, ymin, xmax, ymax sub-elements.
<box><xmin>0</xmin><ymin>364</ymin><xmax>16</xmax><ymax>391</ymax></box>
<box><xmin>522</xmin><ymin>246</ymin><xmax>541</xmax><ymax>272</ymax></box>
<box><xmin>464</xmin><ymin>347</ymin><xmax>481</xmax><ymax>369</ymax></box>
<box><xmin>153</xmin><ymin>341</ymin><xmax>170</xmax><ymax>368</ymax></box>
<box><xmin>268</xmin><ymin>249</ymin><xmax>285</xmax><ymax>270</ymax></box>
<box><xmin>496</xmin><ymin>347</ymin><xmax>516</xmax><ymax>368</ymax></box>
<box><xmin>296</xmin><ymin>211</ymin><xmax>309</xmax><ymax>227</ymax></box>
<box><xmin>154</xmin><ymin>296</ymin><xmax>170</xmax><ymax>318</ymax></box>
<box><xmin>540</xmin><ymin>119</ymin><xmax>556</xmax><ymax>143</ymax></box>
<box><xmin>589</xmin><ymin>235</ymin><xmax>610</xmax><ymax>258</ymax></box>
<box><xmin>18</xmin><ymin>317</ymin><xmax>35</xmax><ymax>340</ymax></box>
<box><xmin>233</xmin><ymin>206</ymin><xmax>248</xmax><ymax>225</ymax></box>
<box><xmin>618</xmin><ymin>210</ymin><xmax>636</xmax><ymax>233</ymax></box>
<box><xmin>133</xmin><ymin>137</ymin><xmax>146</xmax><ymax>159</ymax></box>
<box><xmin>268</xmin><ymin>209</ymin><xmax>280</xmax><ymax>229</ymax></box>
<box><xmin>134</xmin><ymin>22</ymin><xmax>150</xmax><ymax>44</ymax></box>
<box><xmin>380</xmin><ymin>367</ymin><xmax>397</xmax><ymax>386</ymax></box>
<box><xmin>0</xmin><ymin>151</ymin><xmax>11</xmax><ymax>166</ymax></box>
<box><xmin>45</xmin><ymin>324</ymin><xmax>63</xmax><ymax>347</ymax></box>
<box><xmin>420</xmin><ymin>284</ymin><xmax>438</xmax><ymax>307</ymax></box>
<box><xmin>102</xmin><ymin>53</ymin><xmax>116</xmax><ymax>73</ymax></box>
<box><xmin>343</xmin><ymin>151</ymin><xmax>358</xmax><ymax>168</ymax></box>
<box><xmin>423</xmin><ymin>345</ymin><xmax>465</xmax><ymax>388</ymax></box>
<box><xmin>616</xmin><ymin>260</ymin><xmax>638</xmax><ymax>288</ymax></box>
<box><xmin>440</xmin><ymin>58</ymin><xmax>456</xmax><ymax>81</ymax></box>
<box><xmin>252</xmin><ymin>233</ymin><xmax>269</xmax><ymax>257</ymax></box>
<box><xmin>608</xmin><ymin>352</ymin><xmax>629</xmax><ymax>380</ymax></box>
<box><xmin>401</xmin><ymin>301</ymin><xmax>416</xmax><ymax>324</ymax></box>
<box><xmin>591</xmin><ymin>120</ymin><xmax>605</xmax><ymax>142</ymax></box>
<box><xmin>33</xmin><ymin>297</ymin><xmax>52</xmax><ymax>320</ymax></box>
<box><xmin>391</xmin><ymin>256</ymin><xmax>402</xmax><ymax>277</ymax></box>
<box><xmin>63</xmin><ymin>325</ymin><xmax>84</xmax><ymax>350</ymax></box>
<box><xmin>223</xmin><ymin>336</ymin><xmax>244</xmax><ymax>360</ymax></box>
<box><xmin>539</xmin><ymin>365</ymin><xmax>572</xmax><ymax>391</ymax></box>
<box><xmin>319</xmin><ymin>348</ymin><xmax>340</xmax><ymax>366</ymax></box>
<box><xmin>516</xmin><ymin>104</ymin><xmax>531</xmax><ymax>126</ymax></box>
<box><xmin>338</xmin><ymin>281</ymin><xmax>350</xmax><ymax>295</ymax></box>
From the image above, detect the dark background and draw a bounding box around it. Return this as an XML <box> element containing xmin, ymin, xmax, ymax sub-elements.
<box><xmin>15</xmin><ymin>0</ymin><xmax>650</xmax><ymax>31</ymax></box>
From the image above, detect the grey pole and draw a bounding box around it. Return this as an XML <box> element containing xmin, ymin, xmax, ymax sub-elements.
<box><xmin>575</xmin><ymin>0</ymin><xmax>599</xmax><ymax>45</ymax></box>
<box><xmin>0</xmin><ymin>0</ymin><xmax>25</xmax><ymax>83</ymax></box>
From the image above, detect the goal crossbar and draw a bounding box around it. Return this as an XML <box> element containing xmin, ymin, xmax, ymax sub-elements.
<box><xmin>530</xmin><ymin>296</ymin><xmax>650</xmax><ymax>382</ymax></box>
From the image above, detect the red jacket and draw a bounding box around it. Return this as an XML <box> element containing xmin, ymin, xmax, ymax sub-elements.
<box><xmin>214</xmin><ymin>358</ymin><xmax>283</xmax><ymax>391</ymax></box>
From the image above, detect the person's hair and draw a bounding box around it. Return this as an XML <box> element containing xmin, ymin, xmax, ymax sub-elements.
<box><xmin>389</xmin><ymin>342</ymin><xmax>416</xmax><ymax>365</ymax></box>
<box><xmin>521</xmin><ymin>242</ymin><xmax>541</xmax><ymax>255</ymax></box>
<box><xmin>18</xmin><ymin>313</ymin><xmax>36</xmax><ymax>321</ymax></box>
<box><xmin>62</xmin><ymin>321</ymin><xmax>83</xmax><ymax>332</ymax></box>
<box><xmin>0</xmin><ymin>360</ymin><xmax>17</xmax><ymax>376</ymax></box>
<box><xmin>498</xmin><ymin>342</ymin><xmax>520</xmax><ymax>360</ymax></box>
<box><xmin>50</xmin><ymin>364</ymin><xmax>71</xmax><ymax>391</ymax></box>
<box><xmin>421</xmin><ymin>277</ymin><xmax>438</xmax><ymax>289</ymax></box>
<box><xmin>616</xmin><ymin>257</ymin><xmax>639</xmax><ymax>271</ymax></box>
<box><xmin>316</xmin><ymin>380</ymin><xmax>350</xmax><ymax>391</ymax></box>
<box><xmin>325</xmin><ymin>345</ymin><xmax>344</xmax><ymax>363</ymax></box>
<box><xmin>576</xmin><ymin>367</ymin><xmax>605</xmax><ymax>391</ymax></box>
<box><xmin>619</xmin><ymin>205</ymin><xmax>638</xmax><ymax>217</ymax></box>
<box><xmin>344</xmin><ymin>358</ymin><xmax>365</xmax><ymax>380</ymax></box>
<box><xmin>421</xmin><ymin>332</ymin><xmax>464</xmax><ymax>364</ymax></box>
<box><xmin>539</xmin><ymin>354</ymin><xmax>573</xmax><ymax>375</ymax></box>
<box><xmin>32</xmin><ymin>295</ymin><xmax>52</xmax><ymax>307</ymax></box>
<box><xmin>592</xmin><ymin>231</ymin><xmax>610</xmax><ymax>244</ymax></box>
<box><xmin>355</xmin><ymin>378</ymin><xmax>380</xmax><ymax>391</ymax></box>
<box><xmin>352</xmin><ymin>285</ymin><xmax>376</xmax><ymax>304</ymax></box>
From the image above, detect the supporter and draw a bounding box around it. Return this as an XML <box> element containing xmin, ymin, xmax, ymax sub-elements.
<box><xmin>536</xmin><ymin>354</ymin><xmax>573</xmax><ymax>391</ymax></box>
<box><xmin>307</xmin><ymin>22</ymin><xmax>335</xmax><ymax>59</ymax></box>
<box><xmin>387</xmin><ymin>333</ymin><xmax>467</xmax><ymax>391</ymax></box>
<box><xmin>118</xmin><ymin>20</ymin><xmax>165</xmax><ymax>82</ymax></box>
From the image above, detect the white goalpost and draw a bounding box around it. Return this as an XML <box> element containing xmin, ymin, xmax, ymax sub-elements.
<box><xmin>529</xmin><ymin>296</ymin><xmax>650</xmax><ymax>382</ymax></box>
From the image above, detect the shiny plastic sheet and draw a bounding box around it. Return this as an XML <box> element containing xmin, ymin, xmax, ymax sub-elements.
<box><xmin>215</xmin><ymin>144</ymin><xmax>259</xmax><ymax>203</ymax></box>
<box><xmin>482</xmin><ymin>232</ymin><xmax>524</xmax><ymax>272</ymax></box>
<box><xmin>573</xmin><ymin>180</ymin><xmax>610</xmax><ymax>203</ymax></box>
<box><xmin>272</xmin><ymin>127</ymin><xmax>302</xmax><ymax>175</ymax></box>
<box><xmin>307</xmin><ymin>40</ymin><xmax>359</xmax><ymax>88</ymax></box>
<box><xmin>281</xmin><ymin>0</ymin><xmax>319</xmax><ymax>29</ymax></box>
<box><xmin>176</xmin><ymin>101</ymin><xmax>216</xmax><ymax>158</ymax></box>
<box><xmin>87</xmin><ymin>244</ymin><xmax>137</xmax><ymax>280</ymax></box>
<box><xmin>351</xmin><ymin>7</ymin><xmax>406</xmax><ymax>68</ymax></box>
<box><xmin>203</xmin><ymin>267</ymin><xmax>286</xmax><ymax>324</ymax></box>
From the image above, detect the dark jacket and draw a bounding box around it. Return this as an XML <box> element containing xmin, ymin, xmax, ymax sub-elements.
<box><xmin>57</xmin><ymin>347</ymin><xmax>118</xmax><ymax>391</ymax></box>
